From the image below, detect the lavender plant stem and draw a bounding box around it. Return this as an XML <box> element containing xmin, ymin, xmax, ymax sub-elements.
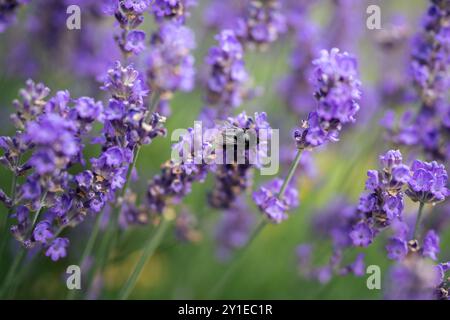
<box><xmin>0</xmin><ymin>189</ymin><xmax>47</xmax><ymax>297</ymax></box>
<box><xmin>30</xmin><ymin>191</ymin><xmax>48</xmax><ymax>231</ymax></box>
<box><xmin>85</xmin><ymin>90</ymin><xmax>160</xmax><ymax>297</ymax></box>
<box><xmin>118</xmin><ymin>217</ymin><xmax>171</xmax><ymax>299</ymax></box>
<box><xmin>107</xmin><ymin>147</ymin><xmax>141</xmax><ymax>256</ymax></box>
<box><xmin>279</xmin><ymin>149</ymin><xmax>303</xmax><ymax>198</ymax></box>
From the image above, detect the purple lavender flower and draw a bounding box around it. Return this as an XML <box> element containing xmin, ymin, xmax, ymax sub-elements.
<box><xmin>102</xmin><ymin>62</ymin><xmax>148</xmax><ymax>105</ymax></box>
<box><xmin>2</xmin><ymin>64</ymin><xmax>164</xmax><ymax>261</ymax></box>
<box><xmin>411</xmin><ymin>0</ymin><xmax>450</xmax><ymax>109</ymax></box>
<box><xmin>202</xmin><ymin>30</ymin><xmax>250</xmax><ymax>121</ymax></box>
<box><xmin>349</xmin><ymin>221</ymin><xmax>373</xmax><ymax>247</ymax></box>
<box><xmin>124</xmin><ymin>30</ymin><xmax>146</xmax><ymax>55</ymax></box>
<box><xmin>4</xmin><ymin>85</ymin><xmax>101</xmax><ymax>255</ymax></box>
<box><xmin>340</xmin><ymin>253</ymin><xmax>366</xmax><ymax>277</ymax></box>
<box><xmin>384</xmin><ymin>244</ymin><xmax>449</xmax><ymax>301</ymax></box>
<box><xmin>32</xmin><ymin>220</ymin><xmax>54</xmax><ymax>244</ymax></box>
<box><xmin>122</xmin><ymin>0</ymin><xmax>151</xmax><ymax>14</ymax></box>
<box><xmin>374</xmin><ymin>16</ymin><xmax>412</xmax><ymax>107</ymax></box>
<box><xmin>422</xmin><ymin>230</ymin><xmax>440</xmax><ymax>260</ymax></box>
<box><xmin>24</xmin><ymin>114</ymin><xmax>80</xmax><ymax>175</ymax></box>
<box><xmin>119</xmin><ymin>191</ymin><xmax>149</xmax><ymax>227</ymax></box>
<box><xmin>3</xmin><ymin>1</ymin><xmax>120</xmax><ymax>80</ymax></box>
<box><xmin>294</xmin><ymin>48</ymin><xmax>362</xmax><ymax>149</ymax></box>
<box><xmin>386</xmin><ymin>237</ymin><xmax>409</xmax><ymax>261</ymax></box>
<box><xmin>0</xmin><ymin>64</ymin><xmax>156</xmax><ymax>263</ymax></box>
<box><xmin>325</xmin><ymin>0</ymin><xmax>363</xmax><ymax>53</ymax></box>
<box><xmin>312</xmin><ymin>197</ymin><xmax>358</xmax><ymax>249</ymax></box>
<box><xmin>0</xmin><ymin>0</ymin><xmax>29</xmax><ymax>32</ymax></box>
<box><xmin>203</xmin><ymin>0</ymin><xmax>243</xmax><ymax>30</ymax></box>
<box><xmin>350</xmin><ymin>150</ymin><xmax>411</xmax><ymax>247</ymax></box>
<box><xmin>45</xmin><ymin>237</ymin><xmax>69</xmax><ymax>261</ymax></box>
<box><xmin>147</xmin><ymin>128</ymin><xmax>210</xmax><ymax>214</ymax></box>
<box><xmin>105</xmin><ymin>0</ymin><xmax>149</xmax><ymax>57</ymax></box>
<box><xmin>101</xmin><ymin>62</ymin><xmax>166</xmax><ymax>149</ymax></box>
<box><xmin>236</xmin><ymin>0</ymin><xmax>287</xmax><ymax>50</ymax></box>
<box><xmin>312</xmin><ymin>48</ymin><xmax>362</xmax><ymax>123</ymax></box>
<box><xmin>252</xmin><ymin>178</ymin><xmax>298</xmax><ymax>223</ymax></box>
<box><xmin>436</xmin><ymin>262</ymin><xmax>450</xmax><ymax>299</ymax></box>
<box><xmin>385</xmin><ymin>259</ymin><xmax>439</xmax><ymax>300</ymax></box>
<box><xmin>209</xmin><ymin>112</ymin><xmax>273</xmax><ymax>209</ymax></box>
<box><xmin>10</xmin><ymin>79</ymin><xmax>50</xmax><ymax>130</ymax></box>
<box><xmin>296</xmin><ymin>241</ymin><xmax>364</xmax><ymax>284</ymax></box>
<box><xmin>385</xmin><ymin>1</ymin><xmax>450</xmax><ymax>162</ymax></box>
<box><xmin>406</xmin><ymin>160</ymin><xmax>449</xmax><ymax>204</ymax></box>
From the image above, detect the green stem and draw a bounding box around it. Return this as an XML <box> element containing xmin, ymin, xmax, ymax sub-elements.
<box><xmin>30</xmin><ymin>191</ymin><xmax>48</xmax><ymax>232</ymax></box>
<box><xmin>0</xmin><ymin>190</ymin><xmax>47</xmax><ymax>298</ymax></box>
<box><xmin>0</xmin><ymin>189</ymin><xmax>16</xmax><ymax>270</ymax></box>
<box><xmin>121</xmin><ymin>147</ymin><xmax>140</xmax><ymax>199</ymax></box>
<box><xmin>66</xmin><ymin>211</ymin><xmax>103</xmax><ymax>300</ymax></box>
<box><xmin>118</xmin><ymin>217</ymin><xmax>171</xmax><ymax>299</ymax></box>
<box><xmin>109</xmin><ymin>146</ymin><xmax>141</xmax><ymax>256</ymax></box>
<box><xmin>0</xmin><ymin>246</ymin><xmax>26</xmax><ymax>298</ymax></box>
<box><xmin>413</xmin><ymin>202</ymin><xmax>425</xmax><ymax>240</ymax></box>
<box><xmin>0</xmin><ymin>157</ymin><xmax>22</xmax><ymax>275</ymax></box>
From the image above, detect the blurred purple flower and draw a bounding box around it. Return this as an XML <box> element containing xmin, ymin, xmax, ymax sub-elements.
<box><xmin>294</xmin><ymin>48</ymin><xmax>362</xmax><ymax>149</ymax></box>
<box><xmin>124</xmin><ymin>30</ymin><xmax>146</xmax><ymax>54</ymax></box>
<box><xmin>152</xmin><ymin>0</ymin><xmax>197</xmax><ymax>24</ymax></box>
<box><xmin>406</xmin><ymin>160</ymin><xmax>449</xmax><ymax>204</ymax></box>
<box><xmin>215</xmin><ymin>199</ymin><xmax>255</xmax><ymax>261</ymax></box>
<box><xmin>45</xmin><ymin>237</ymin><xmax>69</xmax><ymax>261</ymax></box>
<box><xmin>253</xmin><ymin>178</ymin><xmax>298</xmax><ymax>224</ymax></box>
<box><xmin>236</xmin><ymin>0</ymin><xmax>287</xmax><ymax>49</ymax></box>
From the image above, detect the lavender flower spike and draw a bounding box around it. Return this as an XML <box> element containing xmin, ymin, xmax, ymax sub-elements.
<box><xmin>0</xmin><ymin>0</ymin><xmax>29</xmax><ymax>32</ymax></box>
<box><xmin>294</xmin><ymin>48</ymin><xmax>362</xmax><ymax>149</ymax></box>
<box><xmin>406</xmin><ymin>160</ymin><xmax>449</xmax><ymax>204</ymax></box>
<box><xmin>236</xmin><ymin>0</ymin><xmax>287</xmax><ymax>50</ymax></box>
<box><xmin>350</xmin><ymin>150</ymin><xmax>410</xmax><ymax>247</ymax></box>
<box><xmin>105</xmin><ymin>0</ymin><xmax>150</xmax><ymax>57</ymax></box>
<box><xmin>208</xmin><ymin>112</ymin><xmax>272</xmax><ymax>209</ymax></box>
<box><xmin>147</xmin><ymin>22</ymin><xmax>196</xmax><ymax>115</ymax></box>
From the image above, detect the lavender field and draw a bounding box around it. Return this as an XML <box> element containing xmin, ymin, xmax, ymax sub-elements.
<box><xmin>0</xmin><ymin>0</ymin><xmax>449</xmax><ymax>300</ymax></box>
